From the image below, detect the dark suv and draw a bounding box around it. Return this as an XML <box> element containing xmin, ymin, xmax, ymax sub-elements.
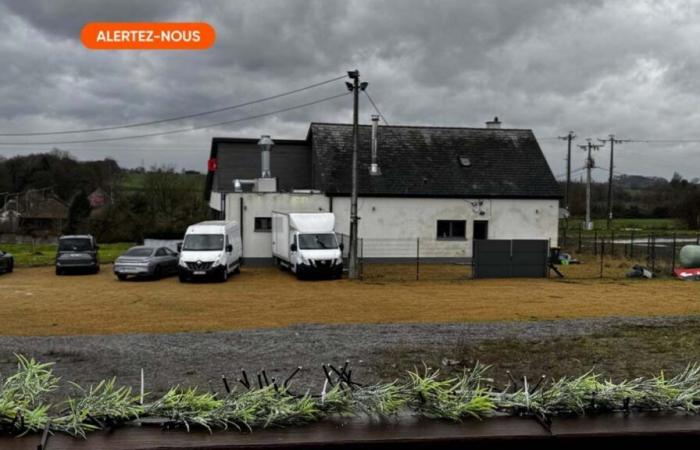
<box><xmin>55</xmin><ymin>235</ymin><xmax>100</xmax><ymax>275</ymax></box>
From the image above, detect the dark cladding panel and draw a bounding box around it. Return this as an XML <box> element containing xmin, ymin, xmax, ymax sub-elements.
<box><xmin>213</xmin><ymin>141</ymin><xmax>312</xmax><ymax>192</ymax></box>
<box><xmin>474</xmin><ymin>239</ymin><xmax>548</xmax><ymax>278</ymax></box>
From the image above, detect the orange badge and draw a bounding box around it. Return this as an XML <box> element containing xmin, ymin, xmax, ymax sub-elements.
<box><xmin>81</xmin><ymin>22</ymin><xmax>215</xmax><ymax>50</ymax></box>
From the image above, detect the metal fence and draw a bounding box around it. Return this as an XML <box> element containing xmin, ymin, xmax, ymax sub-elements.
<box><xmin>557</xmin><ymin>228</ymin><xmax>700</xmax><ymax>279</ymax></box>
<box><xmin>352</xmin><ymin>237</ymin><xmax>472</xmax><ymax>281</ymax></box>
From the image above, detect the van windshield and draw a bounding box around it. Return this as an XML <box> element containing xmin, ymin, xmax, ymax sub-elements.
<box><xmin>298</xmin><ymin>233</ymin><xmax>338</xmax><ymax>250</ymax></box>
<box><xmin>58</xmin><ymin>238</ymin><xmax>93</xmax><ymax>252</ymax></box>
<box><xmin>182</xmin><ymin>234</ymin><xmax>224</xmax><ymax>251</ymax></box>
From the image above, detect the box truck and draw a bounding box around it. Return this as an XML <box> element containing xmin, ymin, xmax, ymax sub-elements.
<box><xmin>178</xmin><ymin>221</ymin><xmax>241</xmax><ymax>282</ymax></box>
<box><xmin>272</xmin><ymin>212</ymin><xmax>343</xmax><ymax>279</ymax></box>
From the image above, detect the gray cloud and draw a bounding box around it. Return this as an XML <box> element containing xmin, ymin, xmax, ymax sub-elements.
<box><xmin>0</xmin><ymin>0</ymin><xmax>700</xmax><ymax>180</ymax></box>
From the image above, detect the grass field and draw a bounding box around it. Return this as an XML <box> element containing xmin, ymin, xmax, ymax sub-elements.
<box><xmin>563</xmin><ymin>217</ymin><xmax>695</xmax><ymax>233</ymax></box>
<box><xmin>1</xmin><ymin>265</ymin><xmax>699</xmax><ymax>336</ymax></box>
<box><xmin>1</xmin><ymin>242</ymin><xmax>135</xmax><ymax>266</ymax></box>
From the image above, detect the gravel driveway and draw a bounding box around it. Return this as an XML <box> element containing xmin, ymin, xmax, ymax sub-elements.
<box><xmin>0</xmin><ymin>316</ymin><xmax>694</xmax><ymax>399</ymax></box>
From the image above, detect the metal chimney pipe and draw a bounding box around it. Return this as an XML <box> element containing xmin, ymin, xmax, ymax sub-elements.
<box><xmin>257</xmin><ymin>135</ymin><xmax>274</xmax><ymax>178</ymax></box>
<box><xmin>369</xmin><ymin>115</ymin><xmax>381</xmax><ymax>176</ymax></box>
<box><xmin>485</xmin><ymin>116</ymin><xmax>501</xmax><ymax>129</ymax></box>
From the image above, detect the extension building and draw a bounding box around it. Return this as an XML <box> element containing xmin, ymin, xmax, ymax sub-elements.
<box><xmin>204</xmin><ymin>117</ymin><xmax>561</xmax><ymax>264</ymax></box>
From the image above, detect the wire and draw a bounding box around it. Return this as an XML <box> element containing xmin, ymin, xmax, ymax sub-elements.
<box><xmin>628</xmin><ymin>139</ymin><xmax>700</xmax><ymax>143</ymax></box>
<box><xmin>0</xmin><ymin>92</ymin><xmax>350</xmax><ymax>146</ymax></box>
<box><xmin>363</xmin><ymin>91</ymin><xmax>390</xmax><ymax>125</ymax></box>
<box><xmin>555</xmin><ymin>166</ymin><xmax>586</xmax><ymax>179</ymax></box>
<box><xmin>0</xmin><ymin>75</ymin><xmax>347</xmax><ymax>136</ymax></box>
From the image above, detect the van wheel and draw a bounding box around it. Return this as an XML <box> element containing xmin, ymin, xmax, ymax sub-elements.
<box><xmin>221</xmin><ymin>268</ymin><xmax>229</xmax><ymax>282</ymax></box>
<box><xmin>233</xmin><ymin>264</ymin><xmax>240</xmax><ymax>275</ymax></box>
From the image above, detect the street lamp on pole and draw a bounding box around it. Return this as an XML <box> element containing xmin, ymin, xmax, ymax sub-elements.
<box><xmin>346</xmin><ymin>69</ymin><xmax>368</xmax><ymax>279</ymax></box>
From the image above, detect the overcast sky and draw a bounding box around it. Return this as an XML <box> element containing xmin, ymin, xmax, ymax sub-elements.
<box><xmin>1</xmin><ymin>0</ymin><xmax>700</xmax><ymax>180</ymax></box>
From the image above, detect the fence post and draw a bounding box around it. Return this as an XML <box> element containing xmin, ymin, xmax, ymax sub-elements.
<box><xmin>611</xmin><ymin>230</ymin><xmax>615</xmax><ymax>257</ymax></box>
<box><xmin>578</xmin><ymin>226</ymin><xmax>582</xmax><ymax>253</ymax></box>
<box><xmin>563</xmin><ymin>225</ymin><xmax>567</xmax><ymax>248</ymax></box>
<box><xmin>600</xmin><ymin>236</ymin><xmax>605</xmax><ymax>278</ymax></box>
<box><xmin>593</xmin><ymin>230</ymin><xmax>598</xmax><ymax>256</ymax></box>
<box><xmin>630</xmin><ymin>230</ymin><xmax>635</xmax><ymax>258</ymax></box>
<box><xmin>359</xmin><ymin>238</ymin><xmax>364</xmax><ymax>280</ymax></box>
<box><xmin>671</xmin><ymin>233</ymin><xmax>676</xmax><ymax>275</ymax></box>
<box><xmin>416</xmin><ymin>237</ymin><xmax>420</xmax><ymax>281</ymax></box>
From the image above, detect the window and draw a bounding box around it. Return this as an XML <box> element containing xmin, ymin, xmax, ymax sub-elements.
<box><xmin>155</xmin><ymin>248</ymin><xmax>166</xmax><ymax>257</ymax></box>
<box><xmin>437</xmin><ymin>220</ymin><xmax>466</xmax><ymax>240</ymax></box>
<box><xmin>255</xmin><ymin>217</ymin><xmax>272</xmax><ymax>232</ymax></box>
<box><xmin>298</xmin><ymin>233</ymin><xmax>339</xmax><ymax>250</ymax></box>
<box><xmin>182</xmin><ymin>234</ymin><xmax>224</xmax><ymax>251</ymax></box>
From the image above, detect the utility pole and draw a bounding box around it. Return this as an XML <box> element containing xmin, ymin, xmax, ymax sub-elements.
<box><xmin>577</xmin><ymin>139</ymin><xmax>604</xmax><ymax>231</ymax></box>
<box><xmin>598</xmin><ymin>135</ymin><xmax>628</xmax><ymax>230</ymax></box>
<box><xmin>345</xmin><ymin>70</ymin><xmax>368</xmax><ymax>279</ymax></box>
<box><xmin>558</xmin><ymin>131</ymin><xmax>576</xmax><ymax>214</ymax></box>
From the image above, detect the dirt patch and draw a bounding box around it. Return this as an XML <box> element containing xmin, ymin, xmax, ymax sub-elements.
<box><xmin>1</xmin><ymin>266</ymin><xmax>699</xmax><ymax>336</ymax></box>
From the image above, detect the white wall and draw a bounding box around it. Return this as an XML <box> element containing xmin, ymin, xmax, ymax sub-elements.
<box><xmin>220</xmin><ymin>191</ymin><xmax>559</xmax><ymax>260</ymax></box>
<box><xmin>225</xmin><ymin>192</ymin><xmax>329</xmax><ymax>259</ymax></box>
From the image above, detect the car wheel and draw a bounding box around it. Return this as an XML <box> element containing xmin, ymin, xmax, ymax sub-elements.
<box><xmin>55</xmin><ymin>268</ymin><xmax>63</xmax><ymax>276</ymax></box>
<box><xmin>7</xmin><ymin>261</ymin><xmax>13</xmax><ymax>273</ymax></box>
<box><xmin>179</xmin><ymin>274</ymin><xmax>188</xmax><ymax>283</ymax></box>
<box><xmin>153</xmin><ymin>266</ymin><xmax>162</xmax><ymax>280</ymax></box>
<box><xmin>117</xmin><ymin>274</ymin><xmax>128</xmax><ymax>281</ymax></box>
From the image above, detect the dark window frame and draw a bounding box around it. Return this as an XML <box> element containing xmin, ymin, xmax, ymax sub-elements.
<box><xmin>254</xmin><ymin>217</ymin><xmax>272</xmax><ymax>232</ymax></box>
<box><xmin>436</xmin><ymin>220</ymin><xmax>467</xmax><ymax>240</ymax></box>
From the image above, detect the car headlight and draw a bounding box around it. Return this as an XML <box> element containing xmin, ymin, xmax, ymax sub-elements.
<box><xmin>301</xmin><ymin>256</ymin><xmax>310</xmax><ymax>265</ymax></box>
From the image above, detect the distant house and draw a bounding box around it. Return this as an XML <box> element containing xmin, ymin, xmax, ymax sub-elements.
<box><xmin>205</xmin><ymin>117</ymin><xmax>561</xmax><ymax>263</ymax></box>
<box><xmin>88</xmin><ymin>188</ymin><xmax>110</xmax><ymax>209</ymax></box>
<box><xmin>87</xmin><ymin>187</ymin><xmax>112</xmax><ymax>221</ymax></box>
<box><xmin>0</xmin><ymin>199</ymin><xmax>21</xmax><ymax>233</ymax></box>
<box><xmin>16</xmin><ymin>190</ymin><xmax>69</xmax><ymax>235</ymax></box>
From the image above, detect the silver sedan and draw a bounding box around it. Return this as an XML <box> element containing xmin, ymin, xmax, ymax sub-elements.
<box><xmin>113</xmin><ymin>246</ymin><xmax>179</xmax><ymax>281</ymax></box>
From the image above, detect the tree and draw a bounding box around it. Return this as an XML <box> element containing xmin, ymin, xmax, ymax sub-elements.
<box><xmin>66</xmin><ymin>190</ymin><xmax>92</xmax><ymax>234</ymax></box>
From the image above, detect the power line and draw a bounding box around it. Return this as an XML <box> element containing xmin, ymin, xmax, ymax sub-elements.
<box><xmin>0</xmin><ymin>75</ymin><xmax>347</xmax><ymax>136</ymax></box>
<box><xmin>628</xmin><ymin>138</ymin><xmax>700</xmax><ymax>143</ymax></box>
<box><xmin>363</xmin><ymin>91</ymin><xmax>389</xmax><ymax>125</ymax></box>
<box><xmin>0</xmin><ymin>92</ymin><xmax>350</xmax><ymax>146</ymax></box>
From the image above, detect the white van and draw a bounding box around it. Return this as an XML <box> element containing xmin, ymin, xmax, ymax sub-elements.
<box><xmin>272</xmin><ymin>212</ymin><xmax>343</xmax><ymax>279</ymax></box>
<box><xmin>178</xmin><ymin>221</ymin><xmax>242</xmax><ymax>282</ymax></box>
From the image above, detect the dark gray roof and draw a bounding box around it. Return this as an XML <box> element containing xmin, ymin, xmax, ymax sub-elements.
<box><xmin>205</xmin><ymin>124</ymin><xmax>561</xmax><ymax>200</ymax></box>
<box><xmin>309</xmin><ymin>123</ymin><xmax>561</xmax><ymax>198</ymax></box>
<box><xmin>206</xmin><ymin>138</ymin><xmax>312</xmax><ymax>197</ymax></box>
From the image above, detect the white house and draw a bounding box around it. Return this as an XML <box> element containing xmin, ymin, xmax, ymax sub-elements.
<box><xmin>204</xmin><ymin>117</ymin><xmax>561</xmax><ymax>264</ymax></box>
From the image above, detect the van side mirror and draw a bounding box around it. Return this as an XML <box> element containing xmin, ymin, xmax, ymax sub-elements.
<box><xmin>177</xmin><ymin>243</ymin><xmax>183</xmax><ymax>252</ymax></box>
<box><xmin>290</xmin><ymin>243</ymin><xmax>297</xmax><ymax>252</ymax></box>
<box><xmin>226</xmin><ymin>244</ymin><xmax>233</xmax><ymax>253</ymax></box>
